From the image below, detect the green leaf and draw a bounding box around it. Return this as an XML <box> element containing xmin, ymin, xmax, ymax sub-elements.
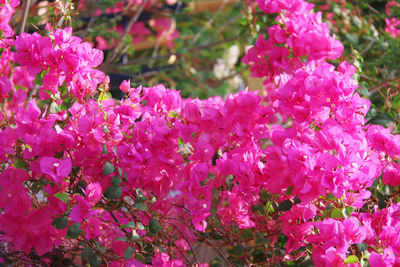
<box><xmin>149</xmin><ymin>218</ymin><xmax>162</xmax><ymax>234</ymax></box>
<box><xmin>285</xmin><ymin>186</ymin><xmax>294</xmax><ymax>195</ymax></box>
<box><xmin>98</xmin><ymin>91</ymin><xmax>109</xmax><ymax>102</ymax></box>
<box><xmin>31</xmin><ymin>181</ymin><xmax>42</xmax><ymax>194</ymax></box>
<box><xmin>96</xmin><ymin>243</ymin><xmax>106</xmax><ymax>255</ymax></box>
<box><xmin>210</xmin><ymin>258</ymin><xmax>223</xmax><ymax>267</ymax></box>
<box><xmin>277</xmin><ymin>200</ymin><xmax>293</xmax><ymax>212</ymax></box>
<box><xmin>66</xmin><ymin>223</ymin><xmax>81</xmax><ymax>239</ymax></box>
<box><xmin>102</xmin><ymin>145</ymin><xmax>108</xmax><ymax>154</ymax></box>
<box><xmin>227</xmin><ymin>245</ymin><xmax>245</xmax><ymax>258</ymax></box>
<box><xmin>53</xmin><ymin>192</ymin><xmax>69</xmax><ymax>203</ymax></box>
<box><xmin>12</xmin><ymin>160</ymin><xmax>29</xmax><ymax>169</ymax></box>
<box><xmin>134</xmin><ymin>202</ymin><xmax>147</xmax><ymax>211</ymax></box>
<box><xmin>52</xmin><ymin>216</ymin><xmax>68</xmax><ymax>229</ymax></box>
<box><xmin>124</xmin><ymin>247</ymin><xmax>135</xmax><ymax>260</ymax></box>
<box><xmin>81</xmin><ymin>247</ymin><xmax>88</xmax><ymax>264</ymax></box>
<box><xmin>255</xmin><ymin>232</ymin><xmax>267</xmax><ymax>245</ymax></box>
<box><xmin>326</xmin><ymin>193</ymin><xmax>337</xmax><ymax>200</ymax></box>
<box><xmin>121</xmin><ymin>222</ymin><xmax>136</xmax><ymax>229</ymax></box>
<box><xmin>285</xmin><ymin>261</ymin><xmax>297</xmax><ymax>266</ymax></box>
<box><xmin>115</xmin><ymin>236</ymin><xmax>129</xmax><ymax>242</ymax></box>
<box><xmin>135</xmin><ymin>253</ymin><xmax>147</xmax><ymax>264</ymax></box>
<box><xmin>253</xmin><ymin>204</ymin><xmax>266</xmax><ymax>215</ymax></box>
<box><xmin>358</xmin><ymin>82</ymin><xmax>369</xmax><ymax>97</ymax></box>
<box><xmin>344</xmin><ymin>206</ymin><xmax>355</xmax><ymax>218</ymax></box>
<box><xmin>132</xmin><ymin>229</ymin><xmax>140</xmax><ymax>240</ymax></box>
<box><xmin>60</xmin><ymin>97</ymin><xmax>72</xmax><ymax>110</ymax></box>
<box><xmin>111</xmin><ymin>176</ymin><xmax>122</xmax><ymax>185</ymax></box>
<box><xmin>344</xmin><ymin>255</ymin><xmax>359</xmax><ymax>264</ymax></box>
<box><xmin>330</xmin><ymin>208</ymin><xmax>344</xmax><ymax>219</ymax></box>
<box><xmin>356</xmin><ymin>242</ymin><xmax>368</xmax><ymax>253</ymax></box>
<box><xmin>137</xmin><ymin>222</ymin><xmax>145</xmax><ymax>230</ymax></box>
<box><xmin>103</xmin><ymin>162</ymin><xmax>115</xmax><ymax>175</ymax></box>
<box><xmin>135</xmin><ymin>190</ymin><xmax>147</xmax><ymax>202</ymax></box>
<box><xmin>240</xmin><ymin>229</ymin><xmax>254</xmax><ymax>239</ymax></box>
<box><xmin>88</xmin><ymin>247</ymin><xmax>102</xmax><ymax>267</ymax></box>
<box><xmin>178</xmin><ymin>137</ymin><xmax>184</xmax><ymax>146</ymax></box>
<box><xmin>367</xmin><ymin>112</ymin><xmax>394</xmax><ymax>128</ymax></box>
<box><xmin>260</xmin><ymin>189</ymin><xmax>269</xmax><ymax>200</ymax></box>
<box><xmin>103</xmin><ymin>185</ymin><xmax>122</xmax><ymax>200</ymax></box>
<box><xmin>392</xmin><ymin>94</ymin><xmax>400</xmax><ymax>110</ymax></box>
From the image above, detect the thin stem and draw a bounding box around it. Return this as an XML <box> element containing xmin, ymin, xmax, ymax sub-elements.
<box><xmin>164</xmin><ymin>216</ymin><xmax>230</xmax><ymax>265</ymax></box>
<box><xmin>192</xmin><ymin>0</ymin><xmax>228</xmax><ymax>44</ymax></box>
<box><xmin>101</xmin><ymin>0</ymin><xmax>148</xmax><ymax>68</ymax></box>
<box><xmin>20</xmin><ymin>0</ymin><xmax>32</xmax><ymax>34</ymax></box>
<box><xmin>107</xmin><ymin>34</ymin><xmax>246</xmax><ymax>71</ymax></box>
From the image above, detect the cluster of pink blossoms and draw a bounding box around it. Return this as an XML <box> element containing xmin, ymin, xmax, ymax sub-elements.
<box><xmin>1</xmin><ymin>0</ymin><xmax>400</xmax><ymax>266</ymax></box>
<box><xmin>15</xmin><ymin>26</ymin><xmax>105</xmax><ymax>101</ymax></box>
<box><xmin>385</xmin><ymin>1</ymin><xmax>400</xmax><ymax>38</ymax></box>
<box><xmin>0</xmin><ymin>0</ymin><xmax>19</xmax><ymax>39</ymax></box>
<box><xmin>244</xmin><ymin>0</ymin><xmax>400</xmax><ymax>265</ymax></box>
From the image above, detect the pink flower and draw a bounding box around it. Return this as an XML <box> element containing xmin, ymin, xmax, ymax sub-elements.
<box><xmin>383</xmin><ymin>165</ymin><xmax>400</xmax><ymax>187</ymax></box>
<box><xmin>385</xmin><ymin>18</ymin><xmax>400</xmax><ymax>38</ymax></box>
<box><xmin>369</xmin><ymin>248</ymin><xmax>395</xmax><ymax>267</ymax></box>
<box><xmin>386</xmin><ymin>1</ymin><xmax>400</xmax><ymax>16</ymax></box>
<box><xmin>70</xmin><ymin>195</ymin><xmax>99</xmax><ymax>223</ymax></box>
<box><xmin>15</xmin><ymin>33</ymin><xmax>52</xmax><ymax>75</ymax></box>
<box><xmin>40</xmin><ymin>157</ymin><xmax>71</xmax><ymax>183</ymax></box>
<box><xmin>84</xmin><ymin>182</ymin><xmax>102</xmax><ymax>206</ymax></box>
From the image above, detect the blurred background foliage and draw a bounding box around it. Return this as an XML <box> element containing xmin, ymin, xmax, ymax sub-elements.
<box><xmin>72</xmin><ymin>0</ymin><xmax>256</xmax><ymax>99</ymax></box>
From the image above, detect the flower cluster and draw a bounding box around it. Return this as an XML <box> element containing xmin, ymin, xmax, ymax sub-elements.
<box><xmin>0</xmin><ymin>0</ymin><xmax>19</xmax><ymax>38</ymax></box>
<box><xmin>1</xmin><ymin>0</ymin><xmax>400</xmax><ymax>266</ymax></box>
<box><xmin>385</xmin><ymin>1</ymin><xmax>400</xmax><ymax>38</ymax></box>
<box><xmin>15</xmin><ymin>27</ymin><xmax>104</xmax><ymax>101</ymax></box>
<box><xmin>243</xmin><ymin>0</ymin><xmax>400</xmax><ymax>265</ymax></box>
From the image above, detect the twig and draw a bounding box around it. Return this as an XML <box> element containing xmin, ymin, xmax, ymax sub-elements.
<box><xmin>108</xmin><ymin>34</ymin><xmax>245</xmax><ymax>70</ymax></box>
<box><xmin>57</xmin><ymin>1</ymin><xmax>70</xmax><ymax>27</ymax></box>
<box><xmin>87</xmin><ymin>14</ymin><xmax>97</xmax><ymax>30</ymax></box>
<box><xmin>101</xmin><ymin>0</ymin><xmax>148</xmax><ymax>68</ymax></box>
<box><xmin>26</xmin><ymin>84</ymin><xmax>39</xmax><ymax>107</ymax></box>
<box><xmin>20</xmin><ymin>0</ymin><xmax>32</xmax><ymax>34</ymax></box>
<box><xmin>152</xmin><ymin>19</ymin><xmax>177</xmax><ymax>59</ymax></box>
<box><xmin>166</xmin><ymin>221</ymin><xmax>199</xmax><ymax>264</ymax></box>
<box><xmin>369</xmin><ymin>75</ymin><xmax>400</xmax><ymax>95</ymax></box>
<box><xmin>164</xmin><ymin>216</ymin><xmax>230</xmax><ymax>265</ymax></box>
<box><xmin>216</xmin><ymin>13</ymin><xmax>242</xmax><ymax>34</ymax></box>
<box><xmin>360</xmin><ymin>37</ymin><xmax>377</xmax><ymax>56</ymax></box>
<box><xmin>367</xmin><ymin>4</ymin><xmax>379</xmax><ymax>14</ymax></box>
<box><xmin>192</xmin><ymin>0</ymin><xmax>228</xmax><ymax>44</ymax></box>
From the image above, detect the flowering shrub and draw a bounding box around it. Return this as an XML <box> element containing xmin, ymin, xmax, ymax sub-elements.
<box><xmin>386</xmin><ymin>1</ymin><xmax>400</xmax><ymax>38</ymax></box>
<box><xmin>2</xmin><ymin>0</ymin><xmax>400</xmax><ymax>266</ymax></box>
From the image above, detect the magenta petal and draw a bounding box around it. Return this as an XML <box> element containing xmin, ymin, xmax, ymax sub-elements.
<box><xmin>40</xmin><ymin>157</ymin><xmax>58</xmax><ymax>176</ymax></box>
<box><xmin>78</xmin><ymin>115</ymin><xmax>91</xmax><ymax>134</ymax></box>
<box><xmin>85</xmin><ymin>182</ymin><xmax>102</xmax><ymax>206</ymax></box>
<box><xmin>57</xmin><ymin>158</ymin><xmax>71</xmax><ymax>178</ymax></box>
<box><xmin>70</xmin><ymin>204</ymin><xmax>85</xmax><ymax>223</ymax></box>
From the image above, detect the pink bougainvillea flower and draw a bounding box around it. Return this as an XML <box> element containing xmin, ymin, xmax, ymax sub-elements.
<box><xmin>40</xmin><ymin>157</ymin><xmax>71</xmax><ymax>183</ymax></box>
<box><xmin>70</xmin><ymin>194</ymin><xmax>100</xmax><ymax>223</ymax></box>
<box><xmin>84</xmin><ymin>182</ymin><xmax>102</xmax><ymax>206</ymax></box>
